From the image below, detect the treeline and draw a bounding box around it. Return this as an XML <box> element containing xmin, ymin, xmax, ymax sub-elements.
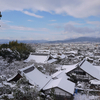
<box><xmin>0</xmin><ymin>40</ymin><xmax>35</xmax><ymax>62</ymax></box>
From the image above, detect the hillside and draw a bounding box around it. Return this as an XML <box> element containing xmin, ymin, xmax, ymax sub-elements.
<box><xmin>48</xmin><ymin>37</ymin><xmax>100</xmax><ymax>43</ymax></box>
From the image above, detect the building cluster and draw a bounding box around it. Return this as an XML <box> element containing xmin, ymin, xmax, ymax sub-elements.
<box><xmin>30</xmin><ymin>43</ymin><xmax>100</xmax><ymax>65</ymax></box>
<box><xmin>8</xmin><ymin>59</ymin><xmax>100</xmax><ymax>99</ymax></box>
<box><xmin>8</xmin><ymin>43</ymin><xmax>100</xmax><ymax>99</ymax></box>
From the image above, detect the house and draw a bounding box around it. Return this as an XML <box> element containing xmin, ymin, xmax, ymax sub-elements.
<box><xmin>24</xmin><ymin>53</ymin><xmax>48</xmax><ymax>63</ymax></box>
<box><xmin>67</xmin><ymin>59</ymin><xmax>100</xmax><ymax>82</ymax></box>
<box><xmin>8</xmin><ymin>64</ymin><xmax>75</xmax><ymax>98</ymax></box>
<box><xmin>8</xmin><ymin>64</ymin><xmax>51</xmax><ymax>89</ymax></box>
<box><xmin>43</xmin><ymin>77</ymin><xmax>75</xmax><ymax>99</ymax></box>
<box><xmin>8</xmin><ymin>58</ymin><xmax>100</xmax><ymax>99</ymax></box>
<box><xmin>42</xmin><ymin>69</ymin><xmax>75</xmax><ymax>100</ymax></box>
<box><xmin>46</xmin><ymin>53</ymin><xmax>66</xmax><ymax>64</ymax></box>
<box><xmin>64</xmin><ymin>50</ymin><xmax>78</xmax><ymax>55</ymax></box>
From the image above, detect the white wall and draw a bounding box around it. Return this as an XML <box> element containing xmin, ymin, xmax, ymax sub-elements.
<box><xmin>45</xmin><ymin>87</ymin><xmax>71</xmax><ymax>96</ymax></box>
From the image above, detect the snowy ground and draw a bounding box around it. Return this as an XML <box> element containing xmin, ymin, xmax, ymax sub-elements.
<box><xmin>74</xmin><ymin>93</ymin><xmax>100</xmax><ymax>100</ymax></box>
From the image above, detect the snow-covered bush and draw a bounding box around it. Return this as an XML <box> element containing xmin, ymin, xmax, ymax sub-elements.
<box><xmin>13</xmin><ymin>85</ymin><xmax>39</xmax><ymax>100</ymax></box>
<box><xmin>13</xmin><ymin>76</ymin><xmax>40</xmax><ymax>100</ymax></box>
<box><xmin>0</xmin><ymin>85</ymin><xmax>12</xmax><ymax>95</ymax></box>
<box><xmin>16</xmin><ymin>75</ymin><xmax>29</xmax><ymax>86</ymax></box>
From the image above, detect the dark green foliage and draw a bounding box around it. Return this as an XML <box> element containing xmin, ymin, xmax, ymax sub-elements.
<box><xmin>50</xmin><ymin>88</ymin><xmax>56</xmax><ymax>100</ymax></box>
<box><xmin>1</xmin><ymin>95</ymin><xmax>11</xmax><ymax>100</ymax></box>
<box><xmin>0</xmin><ymin>40</ymin><xmax>35</xmax><ymax>61</ymax></box>
<box><xmin>0</xmin><ymin>85</ymin><xmax>12</xmax><ymax>95</ymax></box>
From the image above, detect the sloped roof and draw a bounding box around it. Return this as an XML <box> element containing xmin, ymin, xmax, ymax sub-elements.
<box><xmin>80</xmin><ymin>60</ymin><xmax>100</xmax><ymax>80</ymax></box>
<box><xmin>8</xmin><ymin>64</ymin><xmax>51</xmax><ymax>89</ymax></box>
<box><xmin>56</xmin><ymin>64</ymin><xmax>77</xmax><ymax>72</ymax></box>
<box><xmin>7</xmin><ymin>73</ymin><xmax>22</xmax><ymax>82</ymax></box>
<box><xmin>20</xmin><ymin>65</ymin><xmax>51</xmax><ymax>89</ymax></box>
<box><xmin>94</xmin><ymin>65</ymin><xmax>100</xmax><ymax>72</ymax></box>
<box><xmin>43</xmin><ymin>77</ymin><xmax>75</xmax><ymax>95</ymax></box>
<box><xmin>19</xmin><ymin>64</ymin><xmax>35</xmax><ymax>73</ymax></box>
<box><xmin>64</xmin><ymin>64</ymin><xmax>78</xmax><ymax>73</ymax></box>
<box><xmin>51</xmin><ymin>70</ymin><xmax>69</xmax><ymax>79</ymax></box>
<box><xmin>24</xmin><ymin>54</ymin><xmax>48</xmax><ymax>63</ymax></box>
<box><xmin>90</xmin><ymin>79</ymin><xmax>100</xmax><ymax>85</ymax></box>
<box><xmin>51</xmin><ymin>70</ymin><xmax>63</xmax><ymax>78</ymax></box>
<box><xmin>47</xmin><ymin>59</ymin><xmax>57</xmax><ymax>63</ymax></box>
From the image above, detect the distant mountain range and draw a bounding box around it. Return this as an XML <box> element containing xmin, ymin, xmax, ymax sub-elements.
<box><xmin>48</xmin><ymin>37</ymin><xmax>100</xmax><ymax>43</ymax></box>
<box><xmin>0</xmin><ymin>37</ymin><xmax>100</xmax><ymax>44</ymax></box>
<box><xmin>0</xmin><ymin>39</ymin><xmax>48</xmax><ymax>44</ymax></box>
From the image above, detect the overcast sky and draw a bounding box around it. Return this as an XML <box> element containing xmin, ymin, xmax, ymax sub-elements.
<box><xmin>0</xmin><ymin>0</ymin><xmax>100</xmax><ymax>41</ymax></box>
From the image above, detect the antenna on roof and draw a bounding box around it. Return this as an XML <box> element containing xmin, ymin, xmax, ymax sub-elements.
<box><xmin>0</xmin><ymin>11</ymin><xmax>2</xmax><ymax>27</ymax></box>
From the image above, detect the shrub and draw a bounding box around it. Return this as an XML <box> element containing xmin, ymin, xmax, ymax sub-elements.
<box><xmin>0</xmin><ymin>41</ymin><xmax>35</xmax><ymax>61</ymax></box>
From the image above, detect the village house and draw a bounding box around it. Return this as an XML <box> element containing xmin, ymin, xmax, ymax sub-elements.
<box><xmin>8</xmin><ymin>58</ymin><xmax>100</xmax><ymax>99</ymax></box>
<box><xmin>24</xmin><ymin>53</ymin><xmax>48</xmax><ymax>63</ymax></box>
<box><xmin>67</xmin><ymin>59</ymin><xmax>100</xmax><ymax>83</ymax></box>
<box><xmin>8</xmin><ymin>64</ymin><xmax>75</xmax><ymax>99</ymax></box>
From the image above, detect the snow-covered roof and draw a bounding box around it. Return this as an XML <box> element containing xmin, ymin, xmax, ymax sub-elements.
<box><xmin>47</xmin><ymin>59</ymin><xmax>57</xmax><ymax>64</ymax></box>
<box><xmin>54</xmin><ymin>64</ymin><xmax>78</xmax><ymax>80</ymax></box>
<box><xmin>64</xmin><ymin>50</ymin><xmax>77</xmax><ymax>54</ymax></box>
<box><xmin>52</xmin><ymin>70</ymin><xmax>69</xmax><ymax>80</ymax></box>
<box><xmin>63</xmin><ymin>64</ymin><xmax>77</xmax><ymax>73</ymax></box>
<box><xmin>43</xmin><ymin>77</ymin><xmax>75</xmax><ymax>95</ymax></box>
<box><xmin>19</xmin><ymin>64</ymin><xmax>34</xmax><ymax>72</ymax></box>
<box><xmin>90</xmin><ymin>79</ymin><xmax>100</xmax><ymax>85</ymax></box>
<box><xmin>56</xmin><ymin>64</ymin><xmax>77</xmax><ymax>72</ymax></box>
<box><xmin>58</xmin><ymin>54</ymin><xmax>66</xmax><ymax>59</ymax></box>
<box><xmin>19</xmin><ymin>65</ymin><xmax>51</xmax><ymax>89</ymax></box>
<box><xmin>94</xmin><ymin>66</ymin><xmax>100</xmax><ymax>72</ymax></box>
<box><xmin>80</xmin><ymin>60</ymin><xmax>100</xmax><ymax>80</ymax></box>
<box><xmin>7</xmin><ymin>73</ymin><xmax>21</xmax><ymax>82</ymax></box>
<box><xmin>24</xmin><ymin>54</ymin><xmax>48</xmax><ymax>63</ymax></box>
<box><xmin>51</xmin><ymin>54</ymin><xmax>58</xmax><ymax>59</ymax></box>
<box><xmin>51</xmin><ymin>70</ymin><xmax>63</xmax><ymax>78</ymax></box>
<box><xmin>8</xmin><ymin>64</ymin><xmax>51</xmax><ymax>89</ymax></box>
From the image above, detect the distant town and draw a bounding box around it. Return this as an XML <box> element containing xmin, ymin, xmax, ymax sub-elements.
<box><xmin>0</xmin><ymin>41</ymin><xmax>100</xmax><ymax>100</ymax></box>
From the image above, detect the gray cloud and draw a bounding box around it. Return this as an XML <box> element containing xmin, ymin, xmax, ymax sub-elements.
<box><xmin>0</xmin><ymin>0</ymin><xmax>100</xmax><ymax>18</ymax></box>
<box><xmin>64</xmin><ymin>24</ymin><xmax>100</xmax><ymax>35</ymax></box>
<box><xmin>87</xmin><ymin>21</ymin><xmax>100</xmax><ymax>27</ymax></box>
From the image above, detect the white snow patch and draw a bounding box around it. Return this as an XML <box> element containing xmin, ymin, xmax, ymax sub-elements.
<box><xmin>24</xmin><ymin>54</ymin><xmax>48</xmax><ymax>63</ymax></box>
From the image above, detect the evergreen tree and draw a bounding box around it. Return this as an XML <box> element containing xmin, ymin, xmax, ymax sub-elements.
<box><xmin>0</xmin><ymin>41</ymin><xmax>35</xmax><ymax>61</ymax></box>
